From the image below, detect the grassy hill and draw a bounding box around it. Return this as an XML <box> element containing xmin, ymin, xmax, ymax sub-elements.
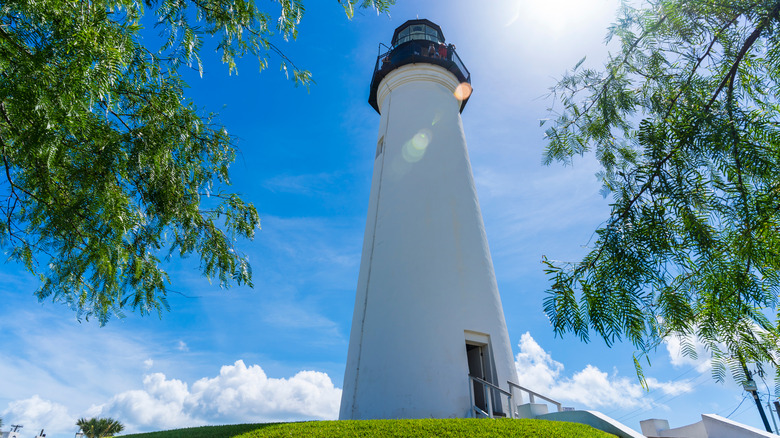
<box><xmin>120</xmin><ymin>418</ymin><xmax>617</xmax><ymax>437</ymax></box>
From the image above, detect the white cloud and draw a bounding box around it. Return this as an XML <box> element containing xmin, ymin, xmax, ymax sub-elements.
<box><xmin>514</xmin><ymin>332</ymin><xmax>691</xmax><ymax>410</ymax></box>
<box><xmin>189</xmin><ymin>361</ymin><xmax>341</xmax><ymax>421</ymax></box>
<box><xmin>261</xmin><ymin>303</ymin><xmax>341</xmax><ymax>332</ymax></box>
<box><xmin>144</xmin><ymin>359</ymin><xmax>154</xmax><ymax>369</ymax></box>
<box><xmin>514</xmin><ymin>332</ymin><xmax>564</xmax><ymax>392</ymax></box>
<box><xmin>0</xmin><ymin>306</ymin><xmax>170</xmax><ymax>414</ymax></box>
<box><xmin>176</xmin><ymin>341</ymin><xmax>189</xmax><ymax>352</ymax></box>
<box><xmin>551</xmin><ymin>365</ymin><xmax>648</xmax><ymax>409</ymax></box>
<box><xmin>91</xmin><ymin>360</ymin><xmax>341</xmax><ymax>433</ymax></box>
<box><xmin>474</xmin><ymin>160</ymin><xmax>607</xmax><ymax>238</ymax></box>
<box><xmin>1</xmin><ymin>395</ymin><xmax>76</xmax><ymax>436</ymax></box>
<box><xmin>645</xmin><ymin>377</ymin><xmax>693</xmax><ymax>396</ymax></box>
<box><xmin>94</xmin><ymin>375</ymin><xmax>198</xmax><ymax>431</ymax></box>
<box><xmin>664</xmin><ymin>335</ymin><xmax>712</xmax><ymax>373</ymax></box>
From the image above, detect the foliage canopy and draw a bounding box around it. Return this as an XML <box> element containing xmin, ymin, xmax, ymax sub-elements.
<box><xmin>77</xmin><ymin>417</ymin><xmax>125</xmax><ymax>438</ymax></box>
<box><xmin>543</xmin><ymin>0</ymin><xmax>780</xmax><ymax>390</ymax></box>
<box><xmin>0</xmin><ymin>0</ymin><xmax>392</xmax><ymax>324</ymax></box>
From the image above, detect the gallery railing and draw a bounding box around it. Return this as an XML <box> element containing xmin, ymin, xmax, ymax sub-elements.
<box><xmin>368</xmin><ymin>41</ymin><xmax>471</xmax><ymax>113</ymax></box>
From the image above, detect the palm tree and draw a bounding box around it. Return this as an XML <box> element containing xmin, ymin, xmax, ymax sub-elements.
<box><xmin>76</xmin><ymin>417</ymin><xmax>124</xmax><ymax>438</ymax></box>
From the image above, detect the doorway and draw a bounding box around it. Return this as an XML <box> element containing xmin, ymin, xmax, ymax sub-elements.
<box><xmin>466</xmin><ymin>343</ymin><xmax>488</xmax><ymax>412</ymax></box>
<box><xmin>465</xmin><ymin>334</ymin><xmax>504</xmax><ymax>417</ymax></box>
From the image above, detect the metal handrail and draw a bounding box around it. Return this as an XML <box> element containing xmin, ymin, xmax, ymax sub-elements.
<box><xmin>472</xmin><ymin>405</ymin><xmax>490</xmax><ymax>418</ymax></box>
<box><xmin>507</xmin><ymin>381</ymin><xmax>563</xmax><ymax>412</ymax></box>
<box><xmin>472</xmin><ymin>376</ymin><xmax>511</xmax><ymax>397</ymax></box>
<box><xmin>469</xmin><ymin>375</ymin><xmax>514</xmax><ymax>419</ymax></box>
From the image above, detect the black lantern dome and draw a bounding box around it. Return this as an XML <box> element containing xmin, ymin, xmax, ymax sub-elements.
<box><xmin>368</xmin><ymin>19</ymin><xmax>471</xmax><ymax>114</ymax></box>
<box><xmin>391</xmin><ymin>19</ymin><xmax>444</xmax><ymax>46</ymax></box>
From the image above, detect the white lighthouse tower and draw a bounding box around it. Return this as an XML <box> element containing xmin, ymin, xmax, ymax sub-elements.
<box><xmin>340</xmin><ymin>19</ymin><xmax>519</xmax><ymax>420</ymax></box>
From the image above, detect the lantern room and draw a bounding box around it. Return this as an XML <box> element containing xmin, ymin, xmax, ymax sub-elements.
<box><xmin>391</xmin><ymin>19</ymin><xmax>444</xmax><ymax>45</ymax></box>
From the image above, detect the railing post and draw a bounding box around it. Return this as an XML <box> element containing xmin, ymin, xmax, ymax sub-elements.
<box><xmin>508</xmin><ymin>391</ymin><xmax>514</xmax><ymax>419</ymax></box>
<box><xmin>485</xmin><ymin>382</ymin><xmax>493</xmax><ymax>418</ymax></box>
<box><xmin>468</xmin><ymin>376</ymin><xmax>475</xmax><ymax>418</ymax></box>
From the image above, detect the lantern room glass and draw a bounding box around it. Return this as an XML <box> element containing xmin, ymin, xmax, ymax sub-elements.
<box><xmin>394</xmin><ymin>24</ymin><xmax>442</xmax><ymax>46</ymax></box>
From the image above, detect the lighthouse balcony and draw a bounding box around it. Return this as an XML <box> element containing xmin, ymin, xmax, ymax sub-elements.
<box><xmin>368</xmin><ymin>41</ymin><xmax>471</xmax><ymax>113</ymax></box>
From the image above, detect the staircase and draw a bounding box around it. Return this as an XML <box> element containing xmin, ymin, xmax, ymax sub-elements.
<box><xmin>468</xmin><ymin>376</ymin><xmax>563</xmax><ymax>419</ymax></box>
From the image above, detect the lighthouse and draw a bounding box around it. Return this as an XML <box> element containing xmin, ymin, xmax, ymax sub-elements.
<box><xmin>339</xmin><ymin>19</ymin><xmax>520</xmax><ymax>420</ymax></box>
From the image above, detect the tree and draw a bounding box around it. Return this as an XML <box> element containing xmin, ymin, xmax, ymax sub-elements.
<box><xmin>76</xmin><ymin>417</ymin><xmax>124</xmax><ymax>438</ymax></box>
<box><xmin>542</xmin><ymin>0</ymin><xmax>780</xmax><ymax>391</ymax></box>
<box><xmin>0</xmin><ymin>0</ymin><xmax>393</xmax><ymax>324</ymax></box>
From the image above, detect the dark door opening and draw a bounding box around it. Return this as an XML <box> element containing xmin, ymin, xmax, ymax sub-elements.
<box><xmin>466</xmin><ymin>343</ymin><xmax>487</xmax><ymax>412</ymax></box>
<box><xmin>466</xmin><ymin>342</ymin><xmax>504</xmax><ymax>416</ymax></box>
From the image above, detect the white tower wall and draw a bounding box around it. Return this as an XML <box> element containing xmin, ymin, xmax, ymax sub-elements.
<box><xmin>340</xmin><ymin>63</ymin><xmax>518</xmax><ymax>420</ymax></box>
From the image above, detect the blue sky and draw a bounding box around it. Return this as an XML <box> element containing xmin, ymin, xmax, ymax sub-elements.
<box><xmin>1</xmin><ymin>0</ymin><xmax>778</xmax><ymax>436</ymax></box>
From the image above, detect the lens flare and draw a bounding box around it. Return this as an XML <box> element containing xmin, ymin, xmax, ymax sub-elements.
<box><xmin>402</xmin><ymin>129</ymin><xmax>433</xmax><ymax>162</ymax></box>
<box><xmin>411</xmin><ymin>131</ymin><xmax>430</xmax><ymax>149</ymax></box>
<box><xmin>431</xmin><ymin>112</ymin><xmax>442</xmax><ymax>126</ymax></box>
<box><xmin>454</xmin><ymin>82</ymin><xmax>473</xmax><ymax>101</ymax></box>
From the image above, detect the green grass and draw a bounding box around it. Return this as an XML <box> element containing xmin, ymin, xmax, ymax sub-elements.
<box><xmin>120</xmin><ymin>418</ymin><xmax>617</xmax><ymax>437</ymax></box>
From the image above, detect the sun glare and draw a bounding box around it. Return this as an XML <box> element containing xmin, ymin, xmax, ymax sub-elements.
<box><xmin>504</xmin><ymin>0</ymin><xmax>615</xmax><ymax>35</ymax></box>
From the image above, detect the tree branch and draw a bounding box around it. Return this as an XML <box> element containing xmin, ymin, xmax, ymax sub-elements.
<box><xmin>705</xmin><ymin>2</ymin><xmax>780</xmax><ymax>111</ymax></box>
